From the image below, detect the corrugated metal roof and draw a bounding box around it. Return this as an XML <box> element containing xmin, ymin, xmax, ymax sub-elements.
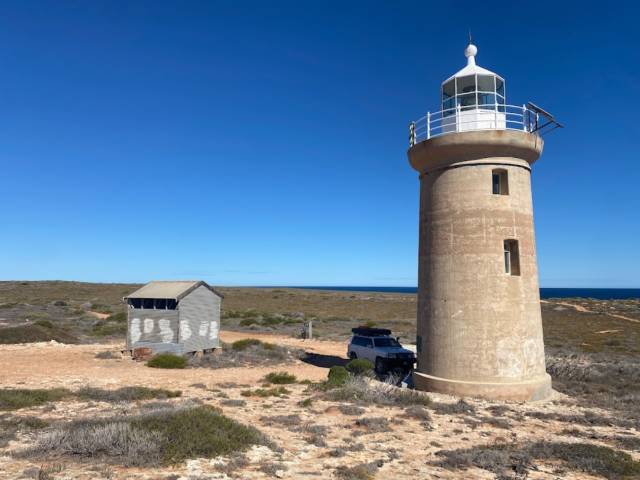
<box><xmin>124</xmin><ymin>281</ymin><xmax>223</xmax><ymax>300</ymax></box>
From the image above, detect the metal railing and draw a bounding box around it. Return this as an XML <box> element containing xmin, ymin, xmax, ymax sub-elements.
<box><xmin>408</xmin><ymin>103</ymin><xmax>540</xmax><ymax>147</ymax></box>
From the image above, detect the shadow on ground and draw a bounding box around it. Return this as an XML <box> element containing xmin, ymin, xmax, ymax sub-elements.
<box><xmin>301</xmin><ymin>352</ymin><xmax>348</xmax><ymax>369</ymax></box>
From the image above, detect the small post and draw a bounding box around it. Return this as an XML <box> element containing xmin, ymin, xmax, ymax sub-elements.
<box><xmin>456</xmin><ymin>104</ymin><xmax>461</xmax><ymax>132</ymax></box>
<box><xmin>522</xmin><ymin>104</ymin><xmax>527</xmax><ymax>131</ymax></box>
<box><xmin>426</xmin><ymin>112</ymin><xmax>431</xmax><ymax>139</ymax></box>
<box><xmin>308</xmin><ymin>320</ymin><xmax>312</xmax><ymax>340</ymax></box>
<box><xmin>409</xmin><ymin>122</ymin><xmax>416</xmax><ymax>147</ymax></box>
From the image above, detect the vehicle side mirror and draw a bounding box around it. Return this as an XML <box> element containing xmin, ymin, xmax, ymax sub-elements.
<box><xmin>396</xmin><ymin>336</ymin><xmax>400</xmax><ymax>342</ymax></box>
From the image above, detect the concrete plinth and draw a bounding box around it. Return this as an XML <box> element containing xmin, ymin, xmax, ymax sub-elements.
<box><xmin>408</xmin><ymin>129</ymin><xmax>551</xmax><ymax>402</ymax></box>
<box><xmin>413</xmin><ymin>371</ymin><xmax>552</xmax><ymax>402</ymax></box>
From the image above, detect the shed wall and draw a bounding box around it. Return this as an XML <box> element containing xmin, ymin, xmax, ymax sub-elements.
<box><xmin>127</xmin><ymin>309</ymin><xmax>179</xmax><ymax>349</ymax></box>
<box><xmin>178</xmin><ymin>285</ymin><xmax>221</xmax><ymax>352</ymax></box>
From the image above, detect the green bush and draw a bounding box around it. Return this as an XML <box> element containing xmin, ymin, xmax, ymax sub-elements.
<box><xmin>147</xmin><ymin>354</ymin><xmax>187</xmax><ymax>369</ymax></box>
<box><xmin>326</xmin><ymin>366</ymin><xmax>349</xmax><ymax>387</ymax></box>
<box><xmin>34</xmin><ymin>320</ymin><xmax>54</xmax><ymax>329</ymax></box>
<box><xmin>240</xmin><ymin>387</ymin><xmax>290</xmax><ymax>397</ymax></box>
<box><xmin>91</xmin><ymin>322</ymin><xmax>127</xmax><ymax>337</ymax></box>
<box><xmin>239</xmin><ymin>318</ymin><xmax>258</xmax><ymax>326</ymax></box>
<box><xmin>0</xmin><ymin>388</ymin><xmax>72</xmax><ymax>410</ymax></box>
<box><xmin>135</xmin><ymin>406</ymin><xmax>271</xmax><ymax>465</ymax></box>
<box><xmin>27</xmin><ymin>405</ymin><xmax>273</xmax><ymax>467</ymax></box>
<box><xmin>106</xmin><ymin>312</ymin><xmax>127</xmax><ymax>323</ymax></box>
<box><xmin>264</xmin><ymin>371</ymin><xmax>297</xmax><ymax>384</ymax></box>
<box><xmin>77</xmin><ymin>386</ymin><xmax>182</xmax><ymax>402</ymax></box>
<box><xmin>231</xmin><ymin>338</ymin><xmax>262</xmax><ymax>351</ymax></box>
<box><xmin>346</xmin><ymin>359</ymin><xmax>374</xmax><ymax>375</ymax></box>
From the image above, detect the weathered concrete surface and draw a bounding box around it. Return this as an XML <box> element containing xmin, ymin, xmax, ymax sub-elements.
<box><xmin>409</xmin><ymin>129</ymin><xmax>551</xmax><ymax>402</ymax></box>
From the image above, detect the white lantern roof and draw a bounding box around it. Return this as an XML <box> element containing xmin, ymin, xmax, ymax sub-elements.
<box><xmin>444</xmin><ymin>44</ymin><xmax>502</xmax><ymax>82</ymax></box>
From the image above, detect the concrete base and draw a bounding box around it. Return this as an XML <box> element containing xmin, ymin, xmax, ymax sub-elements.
<box><xmin>413</xmin><ymin>371</ymin><xmax>552</xmax><ymax>402</ymax></box>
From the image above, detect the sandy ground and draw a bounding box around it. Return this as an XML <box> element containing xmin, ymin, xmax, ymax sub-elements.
<box><xmin>2</xmin><ymin>331</ymin><xmax>636</xmax><ymax>480</ymax></box>
<box><xmin>0</xmin><ymin>331</ymin><xmax>342</xmax><ymax>390</ymax></box>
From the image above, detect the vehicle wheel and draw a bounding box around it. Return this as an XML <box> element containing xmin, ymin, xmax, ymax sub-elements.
<box><xmin>375</xmin><ymin>357</ymin><xmax>385</xmax><ymax>374</ymax></box>
<box><xmin>349</xmin><ymin>352</ymin><xmax>357</xmax><ymax>360</ymax></box>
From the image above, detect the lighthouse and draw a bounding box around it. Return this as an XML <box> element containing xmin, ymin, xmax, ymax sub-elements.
<box><xmin>407</xmin><ymin>43</ymin><xmax>560</xmax><ymax>401</ymax></box>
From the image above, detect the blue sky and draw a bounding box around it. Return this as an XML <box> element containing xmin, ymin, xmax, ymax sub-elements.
<box><xmin>0</xmin><ymin>1</ymin><xmax>638</xmax><ymax>287</ymax></box>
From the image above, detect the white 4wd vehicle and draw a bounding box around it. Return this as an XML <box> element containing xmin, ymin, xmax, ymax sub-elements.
<box><xmin>347</xmin><ymin>327</ymin><xmax>416</xmax><ymax>374</ymax></box>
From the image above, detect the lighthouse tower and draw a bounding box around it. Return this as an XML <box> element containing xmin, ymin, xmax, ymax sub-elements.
<box><xmin>407</xmin><ymin>43</ymin><xmax>556</xmax><ymax>401</ymax></box>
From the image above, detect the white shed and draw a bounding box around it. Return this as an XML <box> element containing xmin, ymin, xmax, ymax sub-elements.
<box><xmin>124</xmin><ymin>281</ymin><xmax>223</xmax><ymax>355</ymax></box>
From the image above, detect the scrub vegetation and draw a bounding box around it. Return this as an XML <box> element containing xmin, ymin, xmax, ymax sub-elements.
<box><xmin>190</xmin><ymin>340</ymin><xmax>304</xmax><ymax>369</ymax></box>
<box><xmin>146</xmin><ymin>354</ymin><xmax>187</xmax><ymax>369</ymax></box>
<box><xmin>24</xmin><ymin>405</ymin><xmax>274</xmax><ymax>467</ymax></box>
<box><xmin>1</xmin><ymin>282</ymin><xmax>640</xmax><ymax>478</ymax></box>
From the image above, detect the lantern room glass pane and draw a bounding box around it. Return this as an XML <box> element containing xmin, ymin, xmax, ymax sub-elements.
<box><xmin>457</xmin><ymin>92</ymin><xmax>476</xmax><ymax>109</ymax></box>
<box><xmin>456</xmin><ymin>75</ymin><xmax>475</xmax><ymax>94</ymax></box>
<box><xmin>477</xmin><ymin>75</ymin><xmax>495</xmax><ymax>92</ymax></box>
<box><xmin>478</xmin><ymin>93</ymin><xmax>496</xmax><ymax>109</ymax></box>
<box><xmin>443</xmin><ymin>97</ymin><xmax>455</xmax><ymax>116</ymax></box>
<box><xmin>496</xmin><ymin>78</ymin><xmax>505</xmax><ymax>96</ymax></box>
<box><xmin>443</xmin><ymin>80</ymin><xmax>455</xmax><ymax>97</ymax></box>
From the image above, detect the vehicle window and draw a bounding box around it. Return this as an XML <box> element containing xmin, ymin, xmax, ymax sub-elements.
<box><xmin>374</xmin><ymin>338</ymin><xmax>400</xmax><ymax>348</ymax></box>
<box><xmin>351</xmin><ymin>336</ymin><xmax>364</xmax><ymax>346</ymax></box>
<box><xmin>365</xmin><ymin>339</ymin><xmax>374</xmax><ymax>348</ymax></box>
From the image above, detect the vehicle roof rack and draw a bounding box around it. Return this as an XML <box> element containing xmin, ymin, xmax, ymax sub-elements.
<box><xmin>351</xmin><ymin>327</ymin><xmax>392</xmax><ymax>337</ymax></box>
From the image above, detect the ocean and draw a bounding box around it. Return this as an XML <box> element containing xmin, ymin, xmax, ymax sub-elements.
<box><xmin>285</xmin><ymin>286</ymin><xmax>640</xmax><ymax>300</ymax></box>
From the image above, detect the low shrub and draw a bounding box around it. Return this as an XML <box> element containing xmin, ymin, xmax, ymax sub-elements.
<box><xmin>338</xmin><ymin>404</ymin><xmax>365</xmax><ymax>416</ymax></box>
<box><xmin>434</xmin><ymin>441</ymin><xmax>640</xmax><ymax>479</ymax></box>
<box><xmin>221</xmin><ymin>399</ymin><xmax>247</xmax><ymax>407</ymax></box>
<box><xmin>264</xmin><ymin>371</ymin><xmax>297</xmax><ymax>384</ymax></box>
<box><xmin>354</xmin><ymin>416</ymin><xmax>391</xmax><ymax>433</ymax></box>
<box><xmin>106</xmin><ymin>312</ymin><xmax>127</xmax><ymax>323</ymax></box>
<box><xmin>95</xmin><ymin>350</ymin><xmax>121</xmax><ymax>360</ymax></box>
<box><xmin>91</xmin><ymin>321</ymin><xmax>127</xmax><ymax>337</ymax></box>
<box><xmin>431</xmin><ymin>399</ymin><xmax>475</xmax><ymax>415</ymax></box>
<box><xmin>335</xmin><ymin>462</ymin><xmax>380</xmax><ymax>480</ymax></box>
<box><xmin>260</xmin><ymin>414</ymin><xmax>301</xmax><ymax>428</ymax></box>
<box><xmin>240</xmin><ymin>387</ymin><xmax>290</xmax><ymax>398</ymax></box>
<box><xmin>77</xmin><ymin>386</ymin><xmax>181</xmax><ymax>402</ymax></box>
<box><xmin>298</xmin><ymin>398</ymin><xmax>313</xmax><ymax>407</ymax></box>
<box><xmin>232</xmin><ymin>338</ymin><xmax>262</xmax><ymax>351</ymax></box>
<box><xmin>25</xmin><ymin>406</ymin><xmax>274</xmax><ymax>467</ymax></box>
<box><xmin>239</xmin><ymin>318</ymin><xmax>258</xmax><ymax>326</ymax></box>
<box><xmin>326</xmin><ymin>366</ymin><xmax>349</xmax><ymax>387</ymax></box>
<box><xmin>190</xmin><ymin>341</ymin><xmax>302</xmax><ymax>369</ymax></box>
<box><xmin>0</xmin><ymin>388</ymin><xmax>72</xmax><ymax>411</ymax></box>
<box><xmin>326</xmin><ymin>375</ymin><xmax>431</xmax><ymax>407</ymax></box>
<box><xmin>34</xmin><ymin>320</ymin><xmax>54</xmax><ymax>329</ymax></box>
<box><xmin>346</xmin><ymin>359</ymin><xmax>374</xmax><ymax>375</ymax></box>
<box><xmin>404</xmin><ymin>405</ymin><xmax>432</xmax><ymax>422</ymax></box>
<box><xmin>135</xmin><ymin>405</ymin><xmax>273</xmax><ymax>465</ymax></box>
<box><xmin>147</xmin><ymin>354</ymin><xmax>187</xmax><ymax>369</ymax></box>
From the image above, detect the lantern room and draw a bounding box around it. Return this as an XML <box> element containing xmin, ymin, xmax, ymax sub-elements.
<box><xmin>441</xmin><ymin>43</ymin><xmax>506</xmax><ymax>133</ymax></box>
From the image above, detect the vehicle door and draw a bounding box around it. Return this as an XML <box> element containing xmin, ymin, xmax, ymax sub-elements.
<box><xmin>362</xmin><ymin>337</ymin><xmax>376</xmax><ymax>362</ymax></box>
